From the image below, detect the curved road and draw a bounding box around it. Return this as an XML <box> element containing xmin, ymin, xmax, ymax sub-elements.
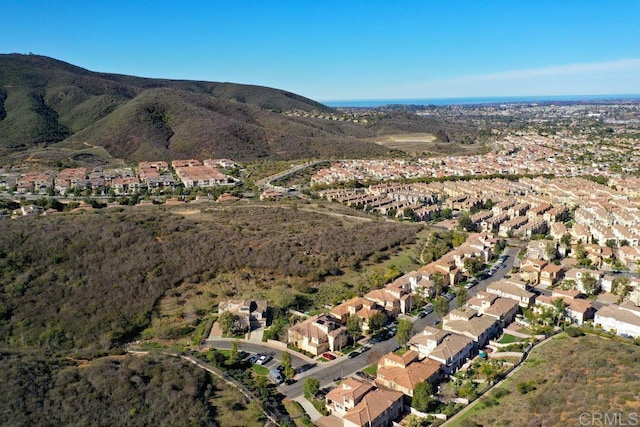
<box><xmin>202</xmin><ymin>246</ymin><xmax>520</xmax><ymax>399</ymax></box>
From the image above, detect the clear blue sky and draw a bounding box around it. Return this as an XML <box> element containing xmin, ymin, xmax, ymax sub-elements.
<box><xmin>2</xmin><ymin>1</ymin><xmax>639</xmax><ymax>101</ymax></box>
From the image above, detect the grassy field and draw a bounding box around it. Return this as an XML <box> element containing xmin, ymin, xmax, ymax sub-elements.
<box><xmin>451</xmin><ymin>333</ymin><xmax>640</xmax><ymax>426</ymax></box>
<box><xmin>210</xmin><ymin>377</ymin><xmax>265</xmax><ymax>427</ymax></box>
<box><xmin>371</xmin><ymin>133</ymin><xmax>488</xmax><ymax>156</ymax></box>
<box><xmin>251</xmin><ymin>364</ymin><xmax>270</xmax><ymax>375</ymax></box>
<box><xmin>283</xmin><ymin>400</ymin><xmax>314</xmax><ymax>427</ymax></box>
<box><xmin>498</xmin><ymin>333</ymin><xmax>527</xmax><ymax>344</ymax></box>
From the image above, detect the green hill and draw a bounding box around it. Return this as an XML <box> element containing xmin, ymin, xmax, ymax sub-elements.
<box><xmin>0</xmin><ymin>54</ymin><xmax>479</xmax><ymax>164</ymax></box>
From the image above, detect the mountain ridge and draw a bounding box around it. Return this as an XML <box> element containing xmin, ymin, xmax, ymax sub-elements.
<box><xmin>0</xmin><ymin>54</ymin><xmax>478</xmax><ymax>164</ymax></box>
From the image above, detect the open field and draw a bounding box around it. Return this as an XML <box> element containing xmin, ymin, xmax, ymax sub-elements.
<box><xmin>451</xmin><ymin>333</ymin><xmax>640</xmax><ymax>427</ymax></box>
<box><xmin>371</xmin><ymin>133</ymin><xmax>488</xmax><ymax>156</ymax></box>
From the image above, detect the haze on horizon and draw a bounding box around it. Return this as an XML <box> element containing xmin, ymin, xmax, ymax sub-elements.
<box><xmin>2</xmin><ymin>1</ymin><xmax>639</xmax><ymax>102</ymax></box>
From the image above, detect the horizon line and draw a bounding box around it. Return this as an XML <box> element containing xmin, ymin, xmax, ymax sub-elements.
<box><xmin>321</xmin><ymin>93</ymin><xmax>640</xmax><ymax>104</ymax></box>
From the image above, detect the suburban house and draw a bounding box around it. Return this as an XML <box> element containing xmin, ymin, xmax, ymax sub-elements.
<box><xmin>540</xmin><ymin>263</ymin><xmax>565</xmax><ymax>288</ymax></box>
<box><xmin>408</xmin><ymin>326</ymin><xmax>451</xmax><ymax>358</ymax></box>
<box><xmin>594</xmin><ymin>301</ymin><xmax>640</xmax><ymax>338</ymax></box>
<box><xmin>486</xmin><ymin>280</ymin><xmax>536</xmax><ymax>307</ymax></box>
<box><xmin>364</xmin><ymin>286</ymin><xmax>413</xmax><ymax>317</ymax></box>
<box><xmin>617</xmin><ymin>246</ymin><xmax>640</xmax><ymax>268</ymax></box>
<box><xmin>466</xmin><ymin>291</ymin><xmax>519</xmax><ymax>327</ymax></box>
<box><xmin>376</xmin><ymin>351</ymin><xmax>442</xmax><ymax>396</ymax></box>
<box><xmin>420</xmin><ymin>259</ymin><xmax>463</xmax><ymax>287</ymax></box>
<box><xmin>218</xmin><ymin>299</ymin><xmax>268</xmax><ymax>331</ymax></box>
<box><xmin>342</xmin><ymin>389</ymin><xmax>404</xmax><ymax>427</ymax></box>
<box><xmin>330</xmin><ymin>297</ymin><xmax>383</xmax><ymax>332</ymax></box>
<box><xmin>442</xmin><ymin>309</ymin><xmax>500</xmax><ymax>348</ymax></box>
<box><xmin>287</xmin><ymin>315</ymin><xmax>348</xmax><ymax>356</ymax></box>
<box><xmin>519</xmin><ymin>258</ymin><xmax>548</xmax><ymax>284</ymax></box>
<box><xmin>563</xmin><ymin>268</ymin><xmax>602</xmax><ymax>295</ymax></box>
<box><xmin>326</xmin><ymin>378</ymin><xmax>374</xmax><ymax>418</ymax></box>
<box><xmin>535</xmin><ymin>292</ymin><xmax>596</xmax><ymax>326</ymax></box>
<box><xmin>395</xmin><ymin>272</ymin><xmax>437</xmax><ymax>298</ymax></box>
<box><xmin>427</xmin><ymin>333</ymin><xmax>475</xmax><ymax>375</ymax></box>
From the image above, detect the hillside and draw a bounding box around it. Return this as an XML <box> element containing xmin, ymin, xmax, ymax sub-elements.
<box><xmin>0</xmin><ymin>204</ymin><xmax>418</xmax><ymax>353</ymax></box>
<box><xmin>0</xmin><ymin>54</ymin><xmax>479</xmax><ymax>164</ymax></box>
<box><xmin>455</xmin><ymin>333</ymin><xmax>640</xmax><ymax>426</ymax></box>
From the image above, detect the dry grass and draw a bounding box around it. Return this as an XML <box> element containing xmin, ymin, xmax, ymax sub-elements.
<box><xmin>371</xmin><ymin>133</ymin><xmax>488</xmax><ymax>156</ymax></box>
<box><xmin>453</xmin><ymin>333</ymin><xmax>640</xmax><ymax>426</ymax></box>
<box><xmin>209</xmin><ymin>377</ymin><xmax>264</xmax><ymax>427</ymax></box>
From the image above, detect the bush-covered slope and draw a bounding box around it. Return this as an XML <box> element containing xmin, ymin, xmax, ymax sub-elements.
<box><xmin>0</xmin><ymin>206</ymin><xmax>418</xmax><ymax>352</ymax></box>
<box><xmin>0</xmin><ymin>54</ymin><xmax>478</xmax><ymax>163</ymax></box>
<box><xmin>0</xmin><ymin>353</ymin><xmax>217</xmax><ymax>426</ymax></box>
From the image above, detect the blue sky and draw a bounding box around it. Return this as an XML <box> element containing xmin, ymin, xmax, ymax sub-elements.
<box><xmin>2</xmin><ymin>1</ymin><xmax>639</xmax><ymax>101</ymax></box>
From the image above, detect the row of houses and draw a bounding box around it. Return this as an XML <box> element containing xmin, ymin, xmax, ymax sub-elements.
<box><xmin>0</xmin><ymin>158</ymin><xmax>238</xmax><ymax>195</ymax></box>
<box><xmin>320</xmin><ymin>177</ymin><xmax>640</xmax><ymax>248</ymax></box>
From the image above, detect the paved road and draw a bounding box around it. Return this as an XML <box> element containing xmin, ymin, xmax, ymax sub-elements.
<box><xmin>202</xmin><ymin>246</ymin><xmax>522</xmax><ymax>400</ymax></box>
<box><xmin>202</xmin><ymin>341</ymin><xmax>309</xmax><ymax>371</ymax></box>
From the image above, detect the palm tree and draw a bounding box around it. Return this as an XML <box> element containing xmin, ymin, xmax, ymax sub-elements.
<box><xmin>551</xmin><ymin>298</ymin><xmax>568</xmax><ymax>330</ymax></box>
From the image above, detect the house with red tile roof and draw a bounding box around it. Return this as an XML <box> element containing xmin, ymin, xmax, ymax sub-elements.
<box><xmin>326</xmin><ymin>378</ymin><xmax>374</xmax><ymax>417</ymax></box>
<box><xmin>342</xmin><ymin>389</ymin><xmax>404</xmax><ymax>427</ymax></box>
<box><xmin>287</xmin><ymin>315</ymin><xmax>348</xmax><ymax>356</ymax></box>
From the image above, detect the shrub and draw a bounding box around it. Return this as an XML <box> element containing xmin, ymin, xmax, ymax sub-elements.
<box><xmin>516</xmin><ymin>380</ymin><xmax>537</xmax><ymax>394</ymax></box>
<box><xmin>565</xmin><ymin>326</ymin><xmax>585</xmax><ymax>337</ymax></box>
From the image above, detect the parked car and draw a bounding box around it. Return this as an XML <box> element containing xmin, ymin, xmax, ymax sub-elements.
<box><xmin>348</xmin><ymin>351</ymin><xmax>360</xmax><ymax>358</ymax></box>
<box><xmin>360</xmin><ymin>345</ymin><xmax>371</xmax><ymax>353</ymax></box>
<box><xmin>296</xmin><ymin>363</ymin><xmax>316</xmax><ymax>374</ymax></box>
<box><xmin>417</xmin><ymin>311</ymin><xmax>428</xmax><ymax>319</ymax></box>
<box><xmin>322</xmin><ymin>352</ymin><xmax>336</xmax><ymax>360</ymax></box>
<box><xmin>444</xmin><ymin>292</ymin><xmax>455</xmax><ymax>301</ymax></box>
<box><xmin>249</xmin><ymin>354</ymin><xmax>261</xmax><ymax>364</ymax></box>
<box><xmin>256</xmin><ymin>354</ymin><xmax>272</xmax><ymax>365</ymax></box>
<box><xmin>423</xmin><ymin>303</ymin><xmax>434</xmax><ymax>314</ymax></box>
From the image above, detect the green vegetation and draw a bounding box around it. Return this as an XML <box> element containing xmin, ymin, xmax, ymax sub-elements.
<box><xmin>0</xmin><ymin>54</ymin><xmax>484</xmax><ymax>165</ymax></box>
<box><xmin>0</xmin><ymin>205</ymin><xmax>417</xmax><ymax>354</ymax></box>
<box><xmin>251</xmin><ymin>364</ymin><xmax>270</xmax><ymax>375</ymax></box>
<box><xmin>303</xmin><ymin>377</ymin><xmax>320</xmax><ymax>398</ymax></box>
<box><xmin>498</xmin><ymin>334</ymin><xmax>527</xmax><ymax>344</ymax></box>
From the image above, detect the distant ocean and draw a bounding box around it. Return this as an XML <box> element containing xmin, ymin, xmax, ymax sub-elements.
<box><xmin>323</xmin><ymin>94</ymin><xmax>640</xmax><ymax>108</ymax></box>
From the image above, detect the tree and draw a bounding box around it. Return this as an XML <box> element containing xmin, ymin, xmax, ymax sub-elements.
<box><xmin>411</xmin><ymin>381</ymin><xmax>433</xmax><ymax>412</ymax></box>
<box><xmin>218</xmin><ymin>311</ymin><xmax>235</xmax><ymax>335</ymax></box>
<box><xmin>346</xmin><ymin>315</ymin><xmax>363</xmax><ymax>344</ymax></box>
<box><xmin>303</xmin><ymin>377</ymin><xmax>320</xmax><ymax>398</ymax></box>
<box><xmin>458</xmin><ymin>213</ymin><xmax>475</xmax><ymax>232</ymax></box>
<box><xmin>281</xmin><ymin>351</ymin><xmax>295</xmax><ymax>381</ymax></box>
<box><xmin>432</xmin><ymin>273</ymin><xmax>446</xmax><ymax>297</ymax></box>
<box><xmin>575</xmin><ymin>243</ymin><xmax>587</xmax><ymax>261</ymax></box>
<box><xmin>440</xmin><ymin>208</ymin><xmax>453</xmax><ymax>219</ymax></box>
<box><xmin>455</xmin><ymin>286</ymin><xmax>468</xmax><ymax>307</ymax></box>
<box><xmin>227</xmin><ymin>340</ymin><xmax>240</xmax><ymax>365</ymax></box>
<box><xmin>369</xmin><ymin>312</ymin><xmax>387</xmax><ymax>333</ymax></box>
<box><xmin>477</xmin><ymin>359</ymin><xmax>501</xmax><ymax>384</ymax></box>
<box><xmin>545</xmin><ymin>241</ymin><xmax>557</xmax><ymax>261</ymax></box>
<box><xmin>269</xmin><ymin>285</ymin><xmax>297</xmax><ymax>309</ymax></box>
<box><xmin>560</xmin><ymin>233</ymin><xmax>571</xmax><ymax>246</ymax></box>
<box><xmin>551</xmin><ymin>298</ymin><xmax>568</xmax><ymax>329</ymax></box>
<box><xmin>463</xmin><ymin>257</ymin><xmax>484</xmax><ymax>276</ymax></box>
<box><xmin>453</xmin><ymin>232</ymin><xmax>467</xmax><ymax>247</ymax></box>
<box><xmin>605</xmin><ymin>239</ymin><xmax>618</xmax><ymax>249</ymax></box>
<box><xmin>581</xmin><ymin>273</ymin><xmax>597</xmax><ymax>296</ymax></box>
<box><xmin>403</xmin><ymin>207</ymin><xmax>415</xmax><ymax>220</ymax></box>
<box><xmin>406</xmin><ymin>414</ymin><xmax>428</xmax><ymax>427</ymax></box>
<box><xmin>434</xmin><ymin>296</ymin><xmax>449</xmax><ymax>317</ymax></box>
<box><xmin>396</xmin><ymin>320</ymin><xmax>413</xmax><ymax>347</ymax></box>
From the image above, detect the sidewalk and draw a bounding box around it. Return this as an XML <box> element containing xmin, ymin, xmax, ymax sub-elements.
<box><xmin>293</xmin><ymin>396</ymin><xmax>323</xmax><ymax>422</ymax></box>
